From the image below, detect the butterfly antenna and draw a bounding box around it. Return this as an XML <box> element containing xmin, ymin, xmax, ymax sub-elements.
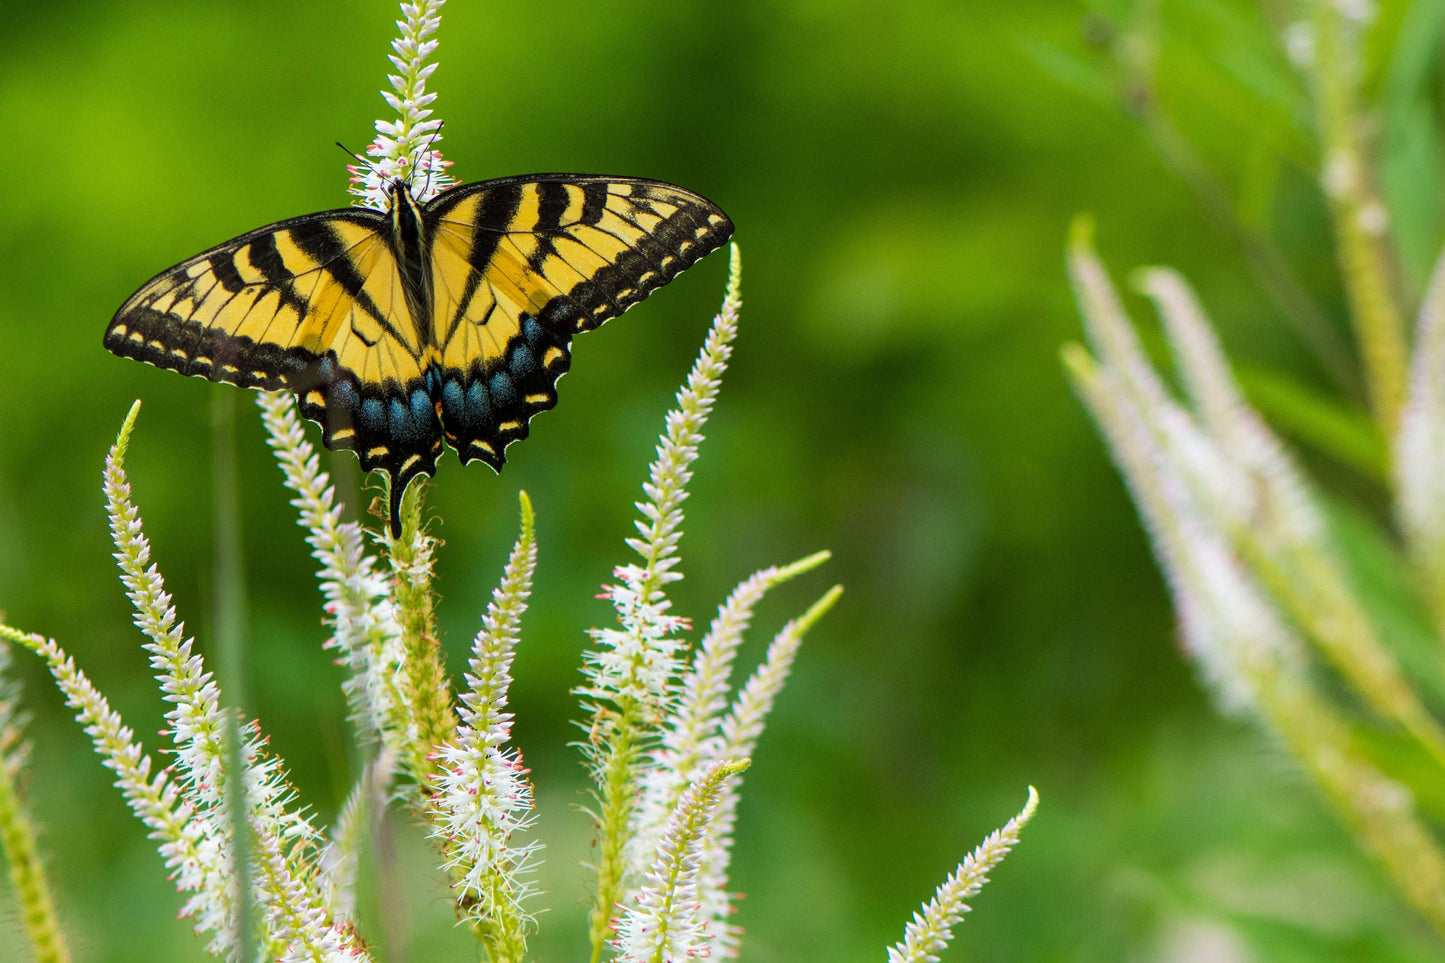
<box><xmin>336</xmin><ymin>140</ymin><xmax>375</xmax><ymax>173</ymax></box>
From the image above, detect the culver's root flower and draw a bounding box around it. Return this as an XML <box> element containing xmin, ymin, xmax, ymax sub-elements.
<box><xmin>0</xmin><ymin>239</ymin><xmax>1036</xmax><ymax>963</ymax></box>
<box><xmin>429</xmin><ymin>493</ymin><xmax>540</xmax><ymax>956</ymax></box>
<box><xmin>258</xmin><ymin>391</ymin><xmax>406</xmax><ymax>757</ymax></box>
<box><xmin>111</xmin><ymin>403</ymin><xmax>364</xmax><ymax>960</ymax></box>
<box><xmin>1065</xmin><ymin>222</ymin><xmax>1445</xmax><ymax>936</ymax></box>
<box><xmin>629</xmin><ymin>552</ymin><xmax>831</xmax><ymax>886</ymax></box>
<box><xmin>350</xmin><ymin>0</ymin><xmax>453</xmax><ymax>208</ymax></box>
<box><xmin>887</xmin><ymin>788</ymin><xmax>1039</xmax><ymax>963</ymax></box>
<box><xmin>0</xmin><ymin>624</ymin><xmax>235</xmax><ymax>956</ymax></box>
<box><xmin>613</xmin><ymin>758</ymin><xmax>750</xmax><ymax>963</ymax></box>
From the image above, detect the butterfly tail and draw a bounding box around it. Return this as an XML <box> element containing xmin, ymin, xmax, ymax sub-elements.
<box><xmin>388</xmin><ymin>475</ymin><xmax>405</xmax><ymax>539</ymax></box>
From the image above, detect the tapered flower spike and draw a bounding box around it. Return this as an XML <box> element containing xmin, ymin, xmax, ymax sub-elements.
<box><xmin>104</xmin><ymin>403</ymin><xmax>365</xmax><ymax>961</ymax></box>
<box><xmin>1067</xmin><ymin>239</ymin><xmax>1445</xmax><ymax>935</ymax></box>
<box><xmin>582</xmin><ymin>245</ymin><xmax>744</xmax><ymax>717</ymax></box>
<box><xmin>1398</xmin><ymin>246</ymin><xmax>1445</xmax><ymax>633</ymax></box>
<box><xmin>696</xmin><ymin>585</ymin><xmax>843</xmax><ymax>955</ymax></box>
<box><xmin>107</xmin><ymin>403</ymin><xmax>314</xmax><ymax>844</ymax></box>
<box><xmin>1132</xmin><ymin>268</ymin><xmax>1317</xmax><ymax>539</ymax></box>
<box><xmin>631</xmin><ymin>551</ymin><xmax>831</xmax><ymax>882</ymax></box>
<box><xmin>1063</xmin><ymin>345</ymin><xmax>1301</xmax><ymax>711</ymax></box>
<box><xmin>350</xmin><ymin>0</ymin><xmax>453</xmax><ymax>209</ymax></box>
<box><xmin>0</xmin><ymin>625</ymin><xmax>234</xmax><ymax>955</ymax></box>
<box><xmin>1067</xmin><ymin>218</ymin><xmax>1173</xmax><ymax>416</ymax></box>
<box><xmin>580</xmin><ymin>244</ymin><xmax>742</xmax><ymax>960</ymax></box>
<box><xmin>886</xmin><ymin>787</ymin><xmax>1038</xmax><ymax>963</ymax></box>
<box><xmin>429</xmin><ymin>492</ymin><xmax>539</xmax><ymax>957</ymax></box>
<box><xmin>257</xmin><ymin>392</ymin><xmax>408</xmax><ymax>755</ymax></box>
<box><xmin>614</xmin><ymin>758</ymin><xmax>750</xmax><ymax>963</ymax></box>
<box><xmin>0</xmin><ymin>634</ymin><xmax>71</xmax><ymax>963</ymax></box>
<box><xmin>1133</xmin><ymin>268</ymin><xmax>1445</xmax><ymax>768</ymax></box>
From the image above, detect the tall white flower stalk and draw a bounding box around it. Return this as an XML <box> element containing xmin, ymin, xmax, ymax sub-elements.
<box><xmin>257</xmin><ymin>392</ymin><xmax>407</xmax><ymax>758</ymax></box>
<box><xmin>1</xmin><ymin>624</ymin><xmax>234</xmax><ymax>954</ymax></box>
<box><xmin>1064</xmin><ymin>223</ymin><xmax>1445</xmax><ymax>935</ymax></box>
<box><xmin>887</xmin><ymin>787</ymin><xmax>1039</xmax><ymax>963</ymax></box>
<box><xmin>613</xmin><ymin>758</ymin><xmax>750</xmax><ymax>963</ymax></box>
<box><xmin>2</xmin><ymin>404</ymin><xmax>368</xmax><ymax>962</ymax></box>
<box><xmin>349</xmin><ymin>0</ymin><xmax>453</xmax><ymax>209</ymax></box>
<box><xmin>628</xmin><ymin>551</ymin><xmax>832</xmax><ymax>952</ymax></box>
<box><xmin>428</xmin><ymin>493</ymin><xmax>540</xmax><ymax>959</ymax></box>
<box><xmin>578</xmin><ymin>245</ymin><xmax>744</xmax><ymax>959</ymax></box>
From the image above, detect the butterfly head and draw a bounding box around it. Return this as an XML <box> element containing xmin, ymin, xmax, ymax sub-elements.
<box><xmin>387</xmin><ymin>177</ymin><xmax>414</xmax><ymax>204</ymax></box>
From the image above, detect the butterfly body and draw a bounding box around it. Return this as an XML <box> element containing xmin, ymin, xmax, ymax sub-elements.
<box><xmin>105</xmin><ymin>174</ymin><xmax>734</xmax><ymax>533</ymax></box>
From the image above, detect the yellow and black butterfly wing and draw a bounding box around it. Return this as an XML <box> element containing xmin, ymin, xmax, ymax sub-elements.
<box><xmin>103</xmin><ymin>209</ymin><xmax>446</xmax><ymax>527</ymax></box>
<box><xmin>423</xmin><ymin>175</ymin><xmax>734</xmax><ymax>468</ymax></box>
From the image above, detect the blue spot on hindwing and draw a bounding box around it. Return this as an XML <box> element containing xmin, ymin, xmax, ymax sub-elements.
<box><xmin>442</xmin><ymin>379</ymin><xmax>463</xmax><ymax>416</ymax></box>
<box><xmin>333</xmin><ymin>380</ymin><xmax>358</xmax><ymax>410</ymax></box>
<box><xmin>388</xmin><ymin>398</ymin><xmax>413</xmax><ymax>441</ymax></box>
<box><xmin>509</xmin><ymin>345</ymin><xmax>536</xmax><ymax>379</ymax></box>
<box><xmin>489</xmin><ymin>372</ymin><xmax>516</xmax><ymax>407</ymax></box>
<box><xmin>359</xmin><ymin>398</ymin><xmax>384</xmax><ymax>432</ymax></box>
<box><xmin>410</xmin><ymin>388</ymin><xmax>431</xmax><ymax>426</ymax></box>
<box><xmin>466</xmin><ymin>380</ymin><xmax>490</xmax><ymax>424</ymax></box>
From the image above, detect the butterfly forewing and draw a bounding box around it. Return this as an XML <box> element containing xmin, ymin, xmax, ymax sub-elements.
<box><xmin>105</xmin><ymin>173</ymin><xmax>734</xmax><ymax>535</ymax></box>
<box><xmin>105</xmin><ymin>209</ymin><xmax>448</xmax><ymax>514</ymax></box>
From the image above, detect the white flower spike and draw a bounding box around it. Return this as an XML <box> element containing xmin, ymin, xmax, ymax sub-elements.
<box><xmin>350</xmin><ymin>0</ymin><xmax>453</xmax><ymax>209</ymax></box>
<box><xmin>887</xmin><ymin>788</ymin><xmax>1039</xmax><ymax>963</ymax></box>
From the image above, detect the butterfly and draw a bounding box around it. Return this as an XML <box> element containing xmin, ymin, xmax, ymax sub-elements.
<box><xmin>105</xmin><ymin>173</ymin><xmax>734</xmax><ymax>535</ymax></box>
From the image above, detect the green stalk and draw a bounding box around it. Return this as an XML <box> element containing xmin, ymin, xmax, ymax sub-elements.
<box><xmin>589</xmin><ymin>718</ymin><xmax>642</xmax><ymax>963</ymax></box>
<box><xmin>1259</xmin><ymin>664</ymin><xmax>1445</xmax><ymax>935</ymax></box>
<box><xmin>212</xmin><ymin>391</ymin><xmax>255</xmax><ymax>962</ymax></box>
<box><xmin>386</xmin><ymin>478</ymin><xmax>454</xmax><ymax>791</ymax></box>
<box><xmin>1234</xmin><ymin>529</ymin><xmax>1445</xmax><ymax>771</ymax></box>
<box><xmin>1311</xmin><ymin>0</ymin><xmax>1409</xmax><ymax>435</ymax></box>
<box><xmin>0</xmin><ymin>753</ymin><xmax>70</xmax><ymax>963</ymax></box>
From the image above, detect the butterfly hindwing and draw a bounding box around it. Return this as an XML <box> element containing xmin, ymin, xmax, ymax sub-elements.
<box><xmin>106</xmin><ymin>173</ymin><xmax>734</xmax><ymax>535</ymax></box>
<box><xmin>104</xmin><ymin>209</ymin><xmax>447</xmax><ymax>517</ymax></box>
<box><xmin>423</xmin><ymin>175</ymin><xmax>734</xmax><ymax>468</ymax></box>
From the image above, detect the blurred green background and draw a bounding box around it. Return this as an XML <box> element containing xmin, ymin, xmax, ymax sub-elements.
<box><xmin>3</xmin><ymin>0</ymin><xmax>1443</xmax><ymax>959</ymax></box>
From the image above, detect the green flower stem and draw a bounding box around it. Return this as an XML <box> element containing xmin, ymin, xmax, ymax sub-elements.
<box><xmin>212</xmin><ymin>391</ymin><xmax>255</xmax><ymax>962</ymax></box>
<box><xmin>1310</xmin><ymin>0</ymin><xmax>1408</xmax><ymax>434</ymax></box>
<box><xmin>1234</xmin><ymin>530</ymin><xmax>1445</xmax><ymax>771</ymax></box>
<box><xmin>0</xmin><ymin>731</ymin><xmax>70</xmax><ymax>963</ymax></box>
<box><xmin>1259</xmin><ymin>663</ymin><xmax>1445</xmax><ymax>935</ymax></box>
<box><xmin>589</xmin><ymin>714</ymin><xmax>643</xmax><ymax>963</ymax></box>
<box><xmin>385</xmin><ymin>478</ymin><xmax>454</xmax><ymax>792</ymax></box>
<box><xmin>1067</xmin><ymin>345</ymin><xmax>1445</xmax><ymax>935</ymax></box>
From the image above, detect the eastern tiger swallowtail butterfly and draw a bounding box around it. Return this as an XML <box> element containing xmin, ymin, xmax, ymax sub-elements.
<box><xmin>105</xmin><ymin>174</ymin><xmax>734</xmax><ymax>534</ymax></box>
